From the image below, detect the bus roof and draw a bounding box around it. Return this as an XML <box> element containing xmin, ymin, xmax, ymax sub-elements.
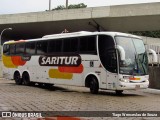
<box><xmin>43</xmin><ymin>31</ymin><xmax>141</xmax><ymax>39</ymax></box>
<box><xmin>4</xmin><ymin>31</ymin><xmax>141</xmax><ymax>44</ymax></box>
<box><xmin>43</xmin><ymin>31</ymin><xmax>92</xmax><ymax>38</ymax></box>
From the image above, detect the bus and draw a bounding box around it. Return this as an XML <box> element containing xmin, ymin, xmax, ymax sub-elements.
<box><xmin>2</xmin><ymin>31</ymin><xmax>149</xmax><ymax>94</ymax></box>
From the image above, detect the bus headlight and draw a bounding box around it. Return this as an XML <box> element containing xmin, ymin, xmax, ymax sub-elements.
<box><xmin>145</xmin><ymin>79</ymin><xmax>149</xmax><ymax>82</ymax></box>
<box><xmin>119</xmin><ymin>78</ymin><xmax>129</xmax><ymax>83</ymax></box>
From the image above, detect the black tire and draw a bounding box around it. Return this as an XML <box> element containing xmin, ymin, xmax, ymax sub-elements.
<box><xmin>44</xmin><ymin>83</ymin><xmax>53</xmax><ymax>88</ymax></box>
<box><xmin>22</xmin><ymin>72</ymin><xmax>31</xmax><ymax>86</ymax></box>
<box><xmin>38</xmin><ymin>83</ymin><xmax>44</xmax><ymax>87</ymax></box>
<box><xmin>116</xmin><ymin>90</ymin><xmax>123</xmax><ymax>95</ymax></box>
<box><xmin>90</xmin><ymin>77</ymin><xmax>99</xmax><ymax>94</ymax></box>
<box><xmin>14</xmin><ymin>72</ymin><xmax>22</xmax><ymax>85</ymax></box>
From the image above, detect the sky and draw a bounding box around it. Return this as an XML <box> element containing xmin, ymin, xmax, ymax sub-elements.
<box><xmin>0</xmin><ymin>0</ymin><xmax>160</xmax><ymax>14</ymax></box>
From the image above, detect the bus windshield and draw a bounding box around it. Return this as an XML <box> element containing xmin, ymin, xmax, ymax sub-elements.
<box><xmin>115</xmin><ymin>36</ymin><xmax>148</xmax><ymax>76</ymax></box>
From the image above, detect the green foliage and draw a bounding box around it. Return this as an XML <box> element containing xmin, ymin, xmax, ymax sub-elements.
<box><xmin>68</xmin><ymin>3</ymin><xmax>87</xmax><ymax>9</ymax></box>
<box><xmin>53</xmin><ymin>5</ymin><xmax>65</xmax><ymax>10</ymax></box>
<box><xmin>130</xmin><ymin>31</ymin><xmax>160</xmax><ymax>38</ymax></box>
<box><xmin>53</xmin><ymin>3</ymin><xmax>87</xmax><ymax>10</ymax></box>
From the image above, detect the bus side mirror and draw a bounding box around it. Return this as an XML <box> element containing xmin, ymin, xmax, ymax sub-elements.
<box><xmin>116</xmin><ymin>45</ymin><xmax>125</xmax><ymax>61</ymax></box>
<box><xmin>148</xmin><ymin>49</ymin><xmax>158</xmax><ymax>63</ymax></box>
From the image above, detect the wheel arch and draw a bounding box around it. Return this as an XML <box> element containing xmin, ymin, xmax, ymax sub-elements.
<box><xmin>84</xmin><ymin>73</ymin><xmax>100</xmax><ymax>88</ymax></box>
<box><xmin>13</xmin><ymin>70</ymin><xmax>22</xmax><ymax>79</ymax></box>
<box><xmin>22</xmin><ymin>70</ymin><xmax>31</xmax><ymax>81</ymax></box>
<box><xmin>22</xmin><ymin>70</ymin><xmax>32</xmax><ymax>86</ymax></box>
<box><xmin>22</xmin><ymin>70</ymin><xmax>30</xmax><ymax>77</ymax></box>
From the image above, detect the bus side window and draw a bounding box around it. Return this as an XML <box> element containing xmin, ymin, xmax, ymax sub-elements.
<box><xmin>15</xmin><ymin>43</ymin><xmax>25</xmax><ymax>55</ymax></box>
<box><xmin>107</xmin><ymin>49</ymin><xmax>117</xmax><ymax>73</ymax></box>
<box><xmin>3</xmin><ymin>44</ymin><xmax>10</xmax><ymax>55</ymax></box>
<box><xmin>36</xmin><ymin>41</ymin><xmax>48</xmax><ymax>54</ymax></box>
<box><xmin>98</xmin><ymin>35</ymin><xmax>117</xmax><ymax>73</ymax></box>
<box><xmin>55</xmin><ymin>40</ymin><xmax>62</xmax><ymax>53</ymax></box>
<box><xmin>10</xmin><ymin>44</ymin><xmax>16</xmax><ymax>55</ymax></box>
<box><xmin>79</xmin><ymin>36</ymin><xmax>96</xmax><ymax>54</ymax></box>
<box><xmin>25</xmin><ymin>42</ymin><xmax>36</xmax><ymax>55</ymax></box>
<box><xmin>71</xmin><ymin>38</ymin><xmax>78</xmax><ymax>52</ymax></box>
<box><xmin>48</xmin><ymin>40</ymin><xmax>56</xmax><ymax>54</ymax></box>
<box><xmin>48</xmin><ymin>39</ymin><xmax>62</xmax><ymax>54</ymax></box>
<box><xmin>63</xmin><ymin>38</ymin><xmax>78</xmax><ymax>53</ymax></box>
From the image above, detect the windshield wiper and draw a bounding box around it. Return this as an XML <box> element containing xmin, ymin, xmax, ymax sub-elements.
<box><xmin>141</xmin><ymin>53</ymin><xmax>148</xmax><ymax>74</ymax></box>
<box><xmin>134</xmin><ymin>54</ymin><xmax>139</xmax><ymax>74</ymax></box>
<box><xmin>137</xmin><ymin>53</ymin><xmax>147</xmax><ymax>75</ymax></box>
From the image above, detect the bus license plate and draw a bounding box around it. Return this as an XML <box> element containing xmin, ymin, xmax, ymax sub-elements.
<box><xmin>135</xmin><ymin>85</ymin><xmax>140</xmax><ymax>89</ymax></box>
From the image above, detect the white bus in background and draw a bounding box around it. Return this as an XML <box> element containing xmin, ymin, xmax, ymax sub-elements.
<box><xmin>2</xmin><ymin>31</ymin><xmax>149</xmax><ymax>94</ymax></box>
<box><xmin>145</xmin><ymin>44</ymin><xmax>158</xmax><ymax>66</ymax></box>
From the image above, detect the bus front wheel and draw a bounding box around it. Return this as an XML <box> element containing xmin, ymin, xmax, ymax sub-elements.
<box><xmin>22</xmin><ymin>72</ymin><xmax>30</xmax><ymax>86</ymax></box>
<box><xmin>14</xmin><ymin>72</ymin><xmax>22</xmax><ymax>85</ymax></box>
<box><xmin>116</xmin><ymin>90</ymin><xmax>123</xmax><ymax>95</ymax></box>
<box><xmin>90</xmin><ymin>77</ymin><xmax>99</xmax><ymax>94</ymax></box>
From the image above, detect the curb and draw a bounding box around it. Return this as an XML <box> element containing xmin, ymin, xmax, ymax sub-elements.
<box><xmin>141</xmin><ymin>88</ymin><xmax>160</xmax><ymax>94</ymax></box>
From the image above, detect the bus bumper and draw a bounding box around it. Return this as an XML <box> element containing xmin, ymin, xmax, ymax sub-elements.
<box><xmin>116</xmin><ymin>81</ymin><xmax>149</xmax><ymax>90</ymax></box>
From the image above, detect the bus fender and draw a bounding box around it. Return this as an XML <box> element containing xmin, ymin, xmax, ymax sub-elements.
<box><xmin>84</xmin><ymin>72</ymin><xmax>100</xmax><ymax>87</ymax></box>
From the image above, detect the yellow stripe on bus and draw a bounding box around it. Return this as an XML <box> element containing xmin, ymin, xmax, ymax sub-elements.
<box><xmin>2</xmin><ymin>55</ymin><xmax>17</xmax><ymax>68</ymax></box>
<box><xmin>49</xmin><ymin>69</ymin><xmax>73</xmax><ymax>80</ymax></box>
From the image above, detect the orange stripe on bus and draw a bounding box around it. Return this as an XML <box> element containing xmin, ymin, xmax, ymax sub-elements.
<box><xmin>129</xmin><ymin>78</ymin><xmax>140</xmax><ymax>80</ymax></box>
<box><xmin>11</xmin><ymin>56</ymin><xmax>26</xmax><ymax>66</ymax></box>
<box><xmin>58</xmin><ymin>64</ymin><xmax>83</xmax><ymax>73</ymax></box>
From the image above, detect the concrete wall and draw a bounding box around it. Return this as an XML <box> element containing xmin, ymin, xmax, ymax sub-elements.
<box><xmin>1</xmin><ymin>3</ymin><xmax>160</xmax><ymax>25</ymax></box>
<box><xmin>141</xmin><ymin>36</ymin><xmax>160</xmax><ymax>46</ymax></box>
<box><xmin>0</xmin><ymin>2</ymin><xmax>160</xmax><ymax>40</ymax></box>
<box><xmin>149</xmin><ymin>66</ymin><xmax>160</xmax><ymax>89</ymax></box>
<box><xmin>0</xmin><ymin>60</ymin><xmax>2</xmax><ymax>78</ymax></box>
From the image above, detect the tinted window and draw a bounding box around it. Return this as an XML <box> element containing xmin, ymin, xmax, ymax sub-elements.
<box><xmin>63</xmin><ymin>38</ymin><xmax>78</xmax><ymax>52</ymax></box>
<box><xmin>55</xmin><ymin>40</ymin><xmax>62</xmax><ymax>52</ymax></box>
<box><xmin>48</xmin><ymin>39</ymin><xmax>62</xmax><ymax>53</ymax></box>
<box><xmin>36</xmin><ymin>41</ymin><xmax>48</xmax><ymax>54</ymax></box>
<box><xmin>10</xmin><ymin>44</ymin><xmax>15</xmax><ymax>55</ymax></box>
<box><xmin>16</xmin><ymin>43</ymin><xmax>25</xmax><ymax>55</ymax></box>
<box><xmin>98</xmin><ymin>35</ymin><xmax>117</xmax><ymax>73</ymax></box>
<box><xmin>48</xmin><ymin>40</ymin><xmax>56</xmax><ymax>53</ymax></box>
<box><xmin>3</xmin><ymin>44</ymin><xmax>10</xmax><ymax>55</ymax></box>
<box><xmin>25</xmin><ymin>42</ymin><xmax>36</xmax><ymax>55</ymax></box>
<box><xmin>79</xmin><ymin>36</ymin><xmax>96</xmax><ymax>54</ymax></box>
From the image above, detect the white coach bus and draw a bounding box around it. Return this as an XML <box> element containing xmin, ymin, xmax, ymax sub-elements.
<box><xmin>2</xmin><ymin>31</ymin><xmax>149</xmax><ymax>94</ymax></box>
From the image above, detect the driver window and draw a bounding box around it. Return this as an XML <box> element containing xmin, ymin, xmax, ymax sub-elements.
<box><xmin>107</xmin><ymin>49</ymin><xmax>117</xmax><ymax>73</ymax></box>
<box><xmin>98</xmin><ymin>35</ymin><xmax>117</xmax><ymax>73</ymax></box>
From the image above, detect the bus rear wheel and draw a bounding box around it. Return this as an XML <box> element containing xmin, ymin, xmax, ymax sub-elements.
<box><xmin>90</xmin><ymin>77</ymin><xmax>99</xmax><ymax>94</ymax></box>
<box><xmin>44</xmin><ymin>83</ymin><xmax>53</xmax><ymax>88</ymax></box>
<box><xmin>22</xmin><ymin>72</ymin><xmax>31</xmax><ymax>86</ymax></box>
<box><xmin>14</xmin><ymin>72</ymin><xmax>22</xmax><ymax>85</ymax></box>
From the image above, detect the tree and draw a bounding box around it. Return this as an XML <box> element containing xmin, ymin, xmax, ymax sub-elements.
<box><xmin>53</xmin><ymin>3</ymin><xmax>87</xmax><ymax>10</ymax></box>
<box><xmin>68</xmin><ymin>3</ymin><xmax>87</xmax><ymax>9</ymax></box>
<box><xmin>53</xmin><ymin>5</ymin><xmax>65</xmax><ymax>10</ymax></box>
<box><xmin>130</xmin><ymin>30</ymin><xmax>160</xmax><ymax>38</ymax></box>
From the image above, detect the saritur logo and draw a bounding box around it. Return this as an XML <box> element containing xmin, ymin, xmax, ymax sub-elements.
<box><xmin>39</xmin><ymin>54</ymin><xmax>81</xmax><ymax>66</ymax></box>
